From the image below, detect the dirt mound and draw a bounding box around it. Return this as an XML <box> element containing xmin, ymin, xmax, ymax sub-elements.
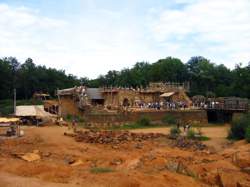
<box><xmin>1</xmin><ymin>126</ymin><xmax>250</xmax><ymax>187</ymax></box>
<box><xmin>65</xmin><ymin>130</ymin><xmax>167</xmax><ymax>144</ymax></box>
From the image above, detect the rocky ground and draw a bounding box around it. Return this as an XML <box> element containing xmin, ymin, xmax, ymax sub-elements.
<box><xmin>0</xmin><ymin>126</ymin><xmax>249</xmax><ymax>187</ymax></box>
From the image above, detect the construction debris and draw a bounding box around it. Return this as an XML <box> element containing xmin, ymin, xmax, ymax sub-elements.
<box><xmin>173</xmin><ymin>137</ymin><xmax>207</xmax><ymax>150</ymax></box>
<box><xmin>65</xmin><ymin>130</ymin><xmax>167</xmax><ymax>144</ymax></box>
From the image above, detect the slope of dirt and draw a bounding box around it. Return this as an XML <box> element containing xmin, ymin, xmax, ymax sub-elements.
<box><xmin>0</xmin><ymin>126</ymin><xmax>249</xmax><ymax>187</ymax></box>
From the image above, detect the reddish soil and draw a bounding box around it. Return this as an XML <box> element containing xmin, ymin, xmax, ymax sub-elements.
<box><xmin>0</xmin><ymin>126</ymin><xmax>249</xmax><ymax>187</ymax></box>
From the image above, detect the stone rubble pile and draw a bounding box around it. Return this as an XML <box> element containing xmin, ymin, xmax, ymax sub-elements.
<box><xmin>68</xmin><ymin>130</ymin><xmax>167</xmax><ymax>144</ymax></box>
<box><xmin>174</xmin><ymin>137</ymin><xmax>207</xmax><ymax>150</ymax></box>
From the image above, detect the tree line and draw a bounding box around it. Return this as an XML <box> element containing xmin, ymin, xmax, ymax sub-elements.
<box><xmin>0</xmin><ymin>56</ymin><xmax>250</xmax><ymax>100</ymax></box>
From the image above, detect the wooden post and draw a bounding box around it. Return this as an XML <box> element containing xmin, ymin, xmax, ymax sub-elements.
<box><xmin>14</xmin><ymin>89</ymin><xmax>16</xmax><ymax>115</ymax></box>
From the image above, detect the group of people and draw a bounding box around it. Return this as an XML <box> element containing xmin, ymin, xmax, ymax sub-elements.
<box><xmin>136</xmin><ymin>101</ymin><xmax>188</xmax><ymax>110</ymax></box>
<box><xmin>193</xmin><ymin>101</ymin><xmax>220</xmax><ymax>109</ymax></box>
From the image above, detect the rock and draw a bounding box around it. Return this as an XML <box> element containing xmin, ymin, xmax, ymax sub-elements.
<box><xmin>166</xmin><ymin>160</ymin><xmax>197</xmax><ymax>178</ymax></box>
<box><xmin>110</xmin><ymin>159</ymin><xmax>123</xmax><ymax>166</ymax></box>
<box><xmin>20</xmin><ymin>152</ymin><xmax>41</xmax><ymax>162</ymax></box>
<box><xmin>135</xmin><ymin>143</ymin><xmax>143</xmax><ymax>149</ymax></box>
<box><xmin>112</xmin><ymin>145</ymin><xmax>119</xmax><ymax>149</ymax></box>
<box><xmin>232</xmin><ymin>151</ymin><xmax>250</xmax><ymax>168</ymax></box>
<box><xmin>42</xmin><ymin>152</ymin><xmax>51</xmax><ymax>157</ymax></box>
<box><xmin>127</xmin><ymin>159</ymin><xmax>141</xmax><ymax>169</ymax></box>
<box><xmin>70</xmin><ymin>159</ymin><xmax>83</xmax><ymax>166</ymax></box>
<box><xmin>241</xmin><ymin>167</ymin><xmax>250</xmax><ymax>174</ymax></box>
<box><xmin>64</xmin><ymin>156</ymin><xmax>75</xmax><ymax>164</ymax></box>
<box><xmin>166</xmin><ymin>161</ymin><xmax>179</xmax><ymax>172</ymax></box>
<box><xmin>217</xmin><ymin>169</ymin><xmax>250</xmax><ymax>187</ymax></box>
<box><xmin>71</xmin><ymin>130</ymin><xmax>166</xmax><ymax>145</ymax></box>
<box><xmin>173</xmin><ymin>137</ymin><xmax>207</xmax><ymax>151</ymax></box>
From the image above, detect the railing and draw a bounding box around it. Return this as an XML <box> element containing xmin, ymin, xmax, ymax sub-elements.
<box><xmin>206</xmin><ymin>103</ymin><xmax>248</xmax><ymax>111</ymax></box>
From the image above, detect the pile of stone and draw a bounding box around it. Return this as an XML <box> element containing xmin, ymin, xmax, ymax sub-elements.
<box><xmin>173</xmin><ymin>137</ymin><xmax>207</xmax><ymax>150</ymax></box>
<box><xmin>68</xmin><ymin>130</ymin><xmax>166</xmax><ymax>144</ymax></box>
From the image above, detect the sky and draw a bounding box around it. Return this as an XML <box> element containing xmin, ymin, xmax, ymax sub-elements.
<box><xmin>0</xmin><ymin>0</ymin><xmax>250</xmax><ymax>78</ymax></box>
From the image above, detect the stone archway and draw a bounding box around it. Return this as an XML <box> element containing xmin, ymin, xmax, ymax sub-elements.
<box><xmin>123</xmin><ymin>98</ymin><xmax>130</xmax><ymax>107</ymax></box>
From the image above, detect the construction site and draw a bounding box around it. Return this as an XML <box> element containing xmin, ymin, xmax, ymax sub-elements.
<box><xmin>0</xmin><ymin>82</ymin><xmax>250</xmax><ymax>187</ymax></box>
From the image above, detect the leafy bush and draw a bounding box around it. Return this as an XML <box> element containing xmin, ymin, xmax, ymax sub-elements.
<box><xmin>75</xmin><ymin>115</ymin><xmax>85</xmax><ymax>123</ymax></box>
<box><xmin>90</xmin><ymin>167</ymin><xmax>114</xmax><ymax>174</ymax></box>
<box><xmin>65</xmin><ymin>114</ymin><xmax>85</xmax><ymax>123</ymax></box>
<box><xmin>162</xmin><ymin>114</ymin><xmax>177</xmax><ymax>125</ymax></box>
<box><xmin>187</xmin><ymin>129</ymin><xmax>196</xmax><ymax>139</ymax></box>
<box><xmin>137</xmin><ymin>116</ymin><xmax>151</xmax><ymax>126</ymax></box>
<box><xmin>228</xmin><ymin>114</ymin><xmax>250</xmax><ymax>140</ymax></box>
<box><xmin>170</xmin><ymin>126</ymin><xmax>181</xmax><ymax>138</ymax></box>
<box><xmin>245</xmin><ymin>126</ymin><xmax>250</xmax><ymax>143</ymax></box>
<box><xmin>199</xmin><ymin>136</ymin><xmax>210</xmax><ymax>141</ymax></box>
<box><xmin>66</xmin><ymin>114</ymin><xmax>73</xmax><ymax>121</ymax></box>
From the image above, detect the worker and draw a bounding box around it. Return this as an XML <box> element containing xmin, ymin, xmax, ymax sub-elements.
<box><xmin>72</xmin><ymin>117</ymin><xmax>77</xmax><ymax>132</ymax></box>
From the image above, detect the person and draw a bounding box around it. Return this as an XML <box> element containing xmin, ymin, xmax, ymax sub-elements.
<box><xmin>72</xmin><ymin>117</ymin><xmax>77</xmax><ymax>132</ymax></box>
<box><xmin>177</xmin><ymin>122</ymin><xmax>180</xmax><ymax>129</ymax></box>
<box><xmin>183</xmin><ymin>124</ymin><xmax>186</xmax><ymax>132</ymax></box>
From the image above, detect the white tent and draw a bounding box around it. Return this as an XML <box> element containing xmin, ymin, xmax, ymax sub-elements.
<box><xmin>15</xmin><ymin>105</ymin><xmax>56</xmax><ymax>118</ymax></box>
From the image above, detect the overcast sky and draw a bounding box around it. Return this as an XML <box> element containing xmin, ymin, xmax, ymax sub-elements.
<box><xmin>0</xmin><ymin>0</ymin><xmax>250</xmax><ymax>78</ymax></box>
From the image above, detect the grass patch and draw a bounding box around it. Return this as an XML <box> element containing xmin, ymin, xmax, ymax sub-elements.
<box><xmin>109</xmin><ymin>123</ymin><xmax>163</xmax><ymax>130</ymax></box>
<box><xmin>137</xmin><ymin>116</ymin><xmax>151</xmax><ymax>126</ymax></box>
<box><xmin>162</xmin><ymin>114</ymin><xmax>177</xmax><ymax>125</ymax></box>
<box><xmin>90</xmin><ymin>167</ymin><xmax>114</xmax><ymax>174</ymax></box>
<box><xmin>65</xmin><ymin>114</ymin><xmax>85</xmax><ymax>123</ymax></box>
<box><xmin>198</xmin><ymin>136</ymin><xmax>210</xmax><ymax>141</ymax></box>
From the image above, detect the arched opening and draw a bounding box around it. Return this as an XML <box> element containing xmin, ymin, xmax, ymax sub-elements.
<box><xmin>123</xmin><ymin>98</ymin><xmax>130</xmax><ymax>107</ymax></box>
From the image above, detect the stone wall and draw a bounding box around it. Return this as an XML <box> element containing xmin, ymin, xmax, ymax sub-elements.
<box><xmin>102</xmin><ymin>89</ymin><xmax>191</xmax><ymax>108</ymax></box>
<box><xmin>84</xmin><ymin>110</ymin><xmax>208</xmax><ymax>124</ymax></box>
<box><xmin>59</xmin><ymin>96</ymin><xmax>82</xmax><ymax>116</ymax></box>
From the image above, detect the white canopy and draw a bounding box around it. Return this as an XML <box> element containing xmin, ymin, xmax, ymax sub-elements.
<box><xmin>0</xmin><ymin>117</ymin><xmax>19</xmax><ymax>123</ymax></box>
<box><xmin>160</xmin><ymin>92</ymin><xmax>175</xmax><ymax>97</ymax></box>
<box><xmin>15</xmin><ymin>105</ymin><xmax>56</xmax><ymax>117</ymax></box>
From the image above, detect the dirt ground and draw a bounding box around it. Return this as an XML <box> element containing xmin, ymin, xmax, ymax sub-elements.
<box><xmin>131</xmin><ymin>126</ymin><xmax>230</xmax><ymax>152</ymax></box>
<box><xmin>0</xmin><ymin>125</ymin><xmax>249</xmax><ymax>187</ymax></box>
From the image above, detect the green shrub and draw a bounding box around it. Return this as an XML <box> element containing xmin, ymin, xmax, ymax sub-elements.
<box><xmin>245</xmin><ymin>126</ymin><xmax>250</xmax><ymax>143</ymax></box>
<box><xmin>199</xmin><ymin>136</ymin><xmax>210</xmax><ymax>141</ymax></box>
<box><xmin>228</xmin><ymin>114</ymin><xmax>250</xmax><ymax>140</ymax></box>
<box><xmin>65</xmin><ymin>115</ymin><xmax>85</xmax><ymax>123</ymax></box>
<box><xmin>66</xmin><ymin>114</ymin><xmax>73</xmax><ymax>121</ymax></box>
<box><xmin>90</xmin><ymin>167</ymin><xmax>114</xmax><ymax>174</ymax></box>
<box><xmin>187</xmin><ymin>129</ymin><xmax>196</xmax><ymax>139</ymax></box>
<box><xmin>170</xmin><ymin>126</ymin><xmax>181</xmax><ymax>137</ymax></box>
<box><xmin>75</xmin><ymin>115</ymin><xmax>85</xmax><ymax>123</ymax></box>
<box><xmin>162</xmin><ymin>114</ymin><xmax>177</xmax><ymax>125</ymax></box>
<box><xmin>137</xmin><ymin>116</ymin><xmax>151</xmax><ymax>126</ymax></box>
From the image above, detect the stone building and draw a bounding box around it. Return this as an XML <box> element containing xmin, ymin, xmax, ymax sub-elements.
<box><xmin>55</xmin><ymin>82</ymin><xmax>191</xmax><ymax>116</ymax></box>
<box><xmin>102</xmin><ymin>82</ymin><xmax>191</xmax><ymax>108</ymax></box>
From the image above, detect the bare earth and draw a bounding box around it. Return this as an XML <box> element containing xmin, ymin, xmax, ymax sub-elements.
<box><xmin>0</xmin><ymin>125</ymin><xmax>249</xmax><ymax>187</ymax></box>
<box><xmin>131</xmin><ymin>126</ymin><xmax>230</xmax><ymax>151</ymax></box>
